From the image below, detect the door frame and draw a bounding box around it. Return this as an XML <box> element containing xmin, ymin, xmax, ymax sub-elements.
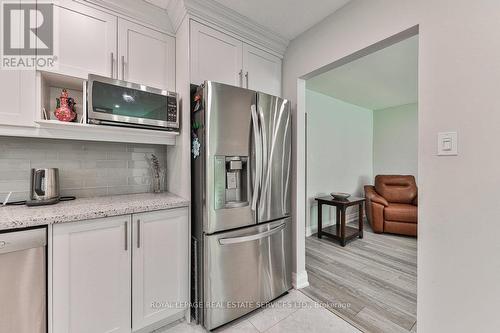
<box><xmin>294</xmin><ymin>25</ymin><xmax>420</xmax><ymax>288</ymax></box>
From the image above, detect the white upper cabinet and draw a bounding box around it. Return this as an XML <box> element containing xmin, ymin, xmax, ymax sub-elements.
<box><xmin>0</xmin><ymin>71</ymin><xmax>22</xmax><ymax>126</ymax></box>
<box><xmin>45</xmin><ymin>2</ymin><xmax>176</xmax><ymax>89</ymax></box>
<box><xmin>0</xmin><ymin>1</ymin><xmax>36</xmax><ymax>128</ymax></box>
<box><xmin>52</xmin><ymin>216</ymin><xmax>132</xmax><ymax>333</ymax></box>
<box><xmin>131</xmin><ymin>208</ymin><xmax>189</xmax><ymax>331</ymax></box>
<box><xmin>118</xmin><ymin>19</ymin><xmax>175</xmax><ymax>90</ymax></box>
<box><xmin>189</xmin><ymin>20</ymin><xmax>282</xmax><ymax>95</ymax></box>
<box><xmin>190</xmin><ymin>20</ymin><xmax>243</xmax><ymax>86</ymax></box>
<box><xmin>0</xmin><ymin>69</ymin><xmax>35</xmax><ymax>127</ymax></box>
<box><xmin>243</xmin><ymin>43</ymin><xmax>282</xmax><ymax>96</ymax></box>
<box><xmin>51</xmin><ymin>1</ymin><xmax>117</xmax><ymax>79</ymax></box>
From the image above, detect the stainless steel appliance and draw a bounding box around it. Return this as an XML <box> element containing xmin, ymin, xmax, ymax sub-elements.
<box><xmin>27</xmin><ymin>168</ymin><xmax>60</xmax><ymax>206</ymax></box>
<box><xmin>0</xmin><ymin>227</ymin><xmax>47</xmax><ymax>333</ymax></box>
<box><xmin>192</xmin><ymin>82</ymin><xmax>292</xmax><ymax>330</ymax></box>
<box><xmin>87</xmin><ymin>74</ymin><xmax>179</xmax><ymax>131</ymax></box>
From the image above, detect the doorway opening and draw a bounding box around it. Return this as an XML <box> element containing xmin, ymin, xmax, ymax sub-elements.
<box><xmin>301</xmin><ymin>32</ymin><xmax>419</xmax><ymax>333</ymax></box>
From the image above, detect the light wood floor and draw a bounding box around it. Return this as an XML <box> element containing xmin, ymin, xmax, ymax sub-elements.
<box><xmin>302</xmin><ymin>221</ymin><xmax>417</xmax><ymax>333</ymax></box>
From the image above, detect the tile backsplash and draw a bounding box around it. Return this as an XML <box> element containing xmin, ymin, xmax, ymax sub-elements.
<box><xmin>0</xmin><ymin>137</ymin><xmax>167</xmax><ymax>202</ymax></box>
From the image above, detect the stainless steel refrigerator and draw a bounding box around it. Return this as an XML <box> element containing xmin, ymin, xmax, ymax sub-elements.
<box><xmin>192</xmin><ymin>81</ymin><xmax>292</xmax><ymax>330</ymax></box>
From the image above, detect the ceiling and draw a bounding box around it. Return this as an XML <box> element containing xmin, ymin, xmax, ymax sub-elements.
<box><xmin>144</xmin><ymin>0</ymin><xmax>351</xmax><ymax>40</ymax></box>
<box><xmin>143</xmin><ymin>0</ymin><xmax>170</xmax><ymax>9</ymax></box>
<box><xmin>212</xmin><ymin>0</ymin><xmax>351</xmax><ymax>40</ymax></box>
<box><xmin>306</xmin><ymin>35</ymin><xmax>418</xmax><ymax>111</ymax></box>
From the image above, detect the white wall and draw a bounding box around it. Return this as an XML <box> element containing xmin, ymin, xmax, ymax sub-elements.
<box><xmin>373</xmin><ymin>103</ymin><xmax>418</xmax><ymax>178</ymax></box>
<box><xmin>306</xmin><ymin>90</ymin><xmax>373</xmax><ymax>236</ymax></box>
<box><xmin>284</xmin><ymin>0</ymin><xmax>500</xmax><ymax>331</ymax></box>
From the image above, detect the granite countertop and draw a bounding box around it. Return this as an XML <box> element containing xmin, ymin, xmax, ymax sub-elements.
<box><xmin>0</xmin><ymin>192</ymin><xmax>190</xmax><ymax>231</ymax></box>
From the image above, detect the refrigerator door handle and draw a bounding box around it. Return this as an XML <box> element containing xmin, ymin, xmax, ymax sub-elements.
<box><xmin>251</xmin><ymin>104</ymin><xmax>262</xmax><ymax>211</ymax></box>
<box><xmin>257</xmin><ymin>105</ymin><xmax>269</xmax><ymax>213</ymax></box>
<box><xmin>218</xmin><ymin>223</ymin><xmax>286</xmax><ymax>245</ymax></box>
<box><xmin>239</xmin><ymin>69</ymin><xmax>243</xmax><ymax>87</ymax></box>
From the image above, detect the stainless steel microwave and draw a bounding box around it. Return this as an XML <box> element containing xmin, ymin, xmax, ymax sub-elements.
<box><xmin>87</xmin><ymin>74</ymin><xmax>179</xmax><ymax>131</ymax></box>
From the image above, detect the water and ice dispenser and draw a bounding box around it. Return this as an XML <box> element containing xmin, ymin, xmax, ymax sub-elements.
<box><xmin>214</xmin><ymin>156</ymin><xmax>248</xmax><ymax>209</ymax></box>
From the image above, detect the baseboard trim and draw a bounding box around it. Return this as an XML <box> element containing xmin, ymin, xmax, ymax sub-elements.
<box><xmin>292</xmin><ymin>270</ymin><xmax>309</xmax><ymax>289</ymax></box>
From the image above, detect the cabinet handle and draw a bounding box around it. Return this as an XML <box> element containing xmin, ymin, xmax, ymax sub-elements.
<box><xmin>239</xmin><ymin>69</ymin><xmax>243</xmax><ymax>87</ymax></box>
<box><xmin>245</xmin><ymin>71</ymin><xmax>249</xmax><ymax>88</ymax></box>
<box><xmin>110</xmin><ymin>52</ymin><xmax>115</xmax><ymax>78</ymax></box>
<box><xmin>137</xmin><ymin>219</ymin><xmax>141</xmax><ymax>248</ymax></box>
<box><xmin>124</xmin><ymin>221</ymin><xmax>128</xmax><ymax>251</ymax></box>
<box><xmin>121</xmin><ymin>55</ymin><xmax>125</xmax><ymax>80</ymax></box>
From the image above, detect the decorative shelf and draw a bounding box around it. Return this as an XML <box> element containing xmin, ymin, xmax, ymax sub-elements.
<box><xmin>32</xmin><ymin>119</ymin><xmax>178</xmax><ymax>145</ymax></box>
<box><xmin>28</xmin><ymin>70</ymin><xmax>179</xmax><ymax>145</ymax></box>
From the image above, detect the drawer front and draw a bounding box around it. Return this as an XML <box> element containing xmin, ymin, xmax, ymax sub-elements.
<box><xmin>204</xmin><ymin>218</ymin><xmax>292</xmax><ymax>329</ymax></box>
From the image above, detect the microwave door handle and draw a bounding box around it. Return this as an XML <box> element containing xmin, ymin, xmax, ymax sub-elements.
<box><xmin>121</xmin><ymin>55</ymin><xmax>125</xmax><ymax>80</ymax></box>
<box><xmin>110</xmin><ymin>52</ymin><xmax>115</xmax><ymax>78</ymax></box>
<box><xmin>218</xmin><ymin>223</ymin><xmax>286</xmax><ymax>245</ymax></box>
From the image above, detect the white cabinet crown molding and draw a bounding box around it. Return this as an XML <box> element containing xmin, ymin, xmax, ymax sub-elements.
<box><xmin>81</xmin><ymin>0</ymin><xmax>175</xmax><ymax>34</ymax></box>
<box><xmin>169</xmin><ymin>0</ymin><xmax>289</xmax><ymax>56</ymax></box>
<box><xmin>167</xmin><ymin>0</ymin><xmax>189</xmax><ymax>34</ymax></box>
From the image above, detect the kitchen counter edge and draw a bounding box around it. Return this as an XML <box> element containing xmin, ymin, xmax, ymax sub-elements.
<box><xmin>0</xmin><ymin>192</ymin><xmax>190</xmax><ymax>231</ymax></box>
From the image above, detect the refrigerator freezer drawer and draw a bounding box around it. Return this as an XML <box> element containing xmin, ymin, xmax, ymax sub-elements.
<box><xmin>203</xmin><ymin>218</ymin><xmax>292</xmax><ymax>330</ymax></box>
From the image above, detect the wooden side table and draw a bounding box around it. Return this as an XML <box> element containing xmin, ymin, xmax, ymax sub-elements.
<box><xmin>315</xmin><ymin>196</ymin><xmax>366</xmax><ymax>247</ymax></box>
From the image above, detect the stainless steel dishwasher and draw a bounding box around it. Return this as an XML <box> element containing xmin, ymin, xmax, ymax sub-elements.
<box><xmin>0</xmin><ymin>227</ymin><xmax>47</xmax><ymax>333</ymax></box>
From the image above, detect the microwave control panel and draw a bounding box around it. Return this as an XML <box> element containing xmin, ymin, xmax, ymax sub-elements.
<box><xmin>166</xmin><ymin>92</ymin><xmax>179</xmax><ymax>130</ymax></box>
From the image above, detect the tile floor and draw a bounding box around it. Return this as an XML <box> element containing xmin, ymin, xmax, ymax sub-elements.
<box><xmin>156</xmin><ymin>290</ymin><xmax>360</xmax><ymax>333</ymax></box>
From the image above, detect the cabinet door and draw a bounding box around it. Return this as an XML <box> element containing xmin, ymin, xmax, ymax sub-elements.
<box><xmin>243</xmin><ymin>43</ymin><xmax>282</xmax><ymax>96</ymax></box>
<box><xmin>190</xmin><ymin>20</ymin><xmax>243</xmax><ymax>86</ymax></box>
<box><xmin>50</xmin><ymin>1</ymin><xmax>117</xmax><ymax>78</ymax></box>
<box><xmin>118</xmin><ymin>19</ymin><xmax>175</xmax><ymax>90</ymax></box>
<box><xmin>52</xmin><ymin>216</ymin><xmax>132</xmax><ymax>333</ymax></box>
<box><xmin>0</xmin><ymin>0</ymin><xmax>35</xmax><ymax>127</ymax></box>
<box><xmin>132</xmin><ymin>207</ymin><xmax>189</xmax><ymax>331</ymax></box>
<box><xmin>0</xmin><ymin>69</ymin><xmax>35</xmax><ymax>126</ymax></box>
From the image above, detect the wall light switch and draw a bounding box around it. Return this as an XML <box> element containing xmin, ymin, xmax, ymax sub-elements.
<box><xmin>437</xmin><ymin>132</ymin><xmax>458</xmax><ymax>156</ymax></box>
<box><xmin>442</xmin><ymin>138</ymin><xmax>452</xmax><ymax>151</ymax></box>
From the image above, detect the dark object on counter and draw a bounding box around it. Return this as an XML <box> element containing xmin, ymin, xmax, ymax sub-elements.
<box><xmin>26</xmin><ymin>197</ymin><xmax>60</xmax><ymax>206</ymax></box>
<box><xmin>7</xmin><ymin>196</ymin><xmax>76</xmax><ymax>206</ymax></box>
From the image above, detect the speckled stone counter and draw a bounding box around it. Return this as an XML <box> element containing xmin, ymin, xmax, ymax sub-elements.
<box><xmin>0</xmin><ymin>192</ymin><xmax>190</xmax><ymax>231</ymax></box>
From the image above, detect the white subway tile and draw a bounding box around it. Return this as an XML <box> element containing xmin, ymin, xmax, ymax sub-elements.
<box><xmin>0</xmin><ymin>137</ymin><xmax>167</xmax><ymax>198</ymax></box>
<box><xmin>107</xmin><ymin>185</ymin><xmax>151</xmax><ymax>196</ymax></box>
<box><xmin>127</xmin><ymin>176</ymin><xmax>152</xmax><ymax>185</ymax></box>
<box><xmin>31</xmin><ymin>160</ymin><xmax>81</xmax><ymax>169</ymax></box>
<box><xmin>0</xmin><ymin>180</ymin><xmax>30</xmax><ymax>192</ymax></box>
<box><xmin>0</xmin><ymin>159</ymin><xmax>30</xmax><ymax>170</ymax></box>
<box><xmin>0</xmin><ymin>191</ymin><xmax>29</xmax><ymax>202</ymax></box>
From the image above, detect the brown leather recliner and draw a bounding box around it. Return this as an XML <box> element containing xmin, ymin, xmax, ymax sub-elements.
<box><xmin>364</xmin><ymin>175</ymin><xmax>418</xmax><ymax>237</ymax></box>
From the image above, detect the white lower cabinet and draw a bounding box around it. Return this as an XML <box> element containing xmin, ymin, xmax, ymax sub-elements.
<box><xmin>52</xmin><ymin>207</ymin><xmax>189</xmax><ymax>333</ymax></box>
<box><xmin>132</xmin><ymin>208</ymin><xmax>189</xmax><ymax>331</ymax></box>
<box><xmin>52</xmin><ymin>215</ymin><xmax>132</xmax><ymax>333</ymax></box>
